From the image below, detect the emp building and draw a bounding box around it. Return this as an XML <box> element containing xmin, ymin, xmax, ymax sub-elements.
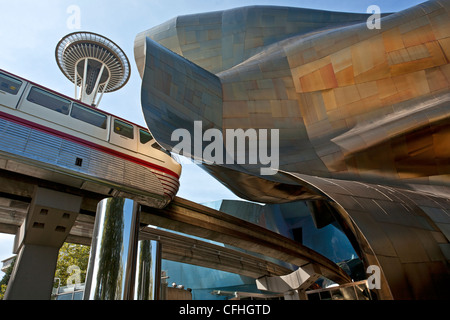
<box><xmin>135</xmin><ymin>0</ymin><xmax>450</xmax><ymax>299</ymax></box>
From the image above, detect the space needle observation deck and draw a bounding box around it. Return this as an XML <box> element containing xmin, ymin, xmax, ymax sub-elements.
<box><xmin>55</xmin><ymin>31</ymin><xmax>131</xmax><ymax>107</ymax></box>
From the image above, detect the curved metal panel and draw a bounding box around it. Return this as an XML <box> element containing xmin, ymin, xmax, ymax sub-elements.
<box><xmin>140</xmin><ymin>37</ymin><xmax>223</xmax><ymax>156</ymax></box>
<box><xmin>136</xmin><ymin>1</ymin><xmax>450</xmax><ymax>193</ymax></box>
<box><xmin>282</xmin><ymin>172</ymin><xmax>450</xmax><ymax>300</ymax></box>
<box><xmin>135</xmin><ymin>1</ymin><xmax>450</xmax><ymax>299</ymax></box>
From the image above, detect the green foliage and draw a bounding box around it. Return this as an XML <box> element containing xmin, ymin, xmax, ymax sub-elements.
<box><xmin>0</xmin><ymin>284</ymin><xmax>7</xmax><ymax>300</ymax></box>
<box><xmin>0</xmin><ymin>243</ymin><xmax>90</xmax><ymax>298</ymax></box>
<box><xmin>0</xmin><ymin>257</ymin><xmax>16</xmax><ymax>300</ymax></box>
<box><xmin>54</xmin><ymin>243</ymin><xmax>90</xmax><ymax>289</ymax></box>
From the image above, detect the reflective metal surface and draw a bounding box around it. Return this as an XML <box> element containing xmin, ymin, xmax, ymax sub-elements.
<box><xmin>282</xmin><ymin>172</ymin><xmax>450</xmax><ymax>299</ymax></box>
<box><xmin>134</xmin><ymin>239</ymin><xmax>162</xmax><ymax>300</ymax></box>
<box><xmin>134</xmin><ymin>0</ymin><xmax>450</xmax><ymax>299</ymax></box>
<box><xmin>135</xmin><ymin>1</ymin><xmax>450</xmax><ymax>193</ymax></box>
<box><xmin>306</xmin><ymin>280</ymin><xmax>373</xmax><ymax>300</ymax></box>
<box><xmin>84</xmin><ymin>197</ymin><xmax>140</xmax><ymax>300</ymax></box>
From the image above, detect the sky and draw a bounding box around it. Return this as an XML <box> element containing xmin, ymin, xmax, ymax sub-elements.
<box><xmin>0</xmin><ymin>0</ymin><xmax>427</xmax><ymax>277</ymax></box>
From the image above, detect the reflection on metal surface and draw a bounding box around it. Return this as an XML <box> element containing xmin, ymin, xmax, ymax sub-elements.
<box><xmin>134</xmin><ymin>239</ymin><xmax>162</xmax><ymax>300</ymax></box>
<box><xmin>142</xmin><ymin>196</ymin><xmax>352</xmax><ymax>285</ymax></box>
<box><xmin>282</xmin><ymin>171</ymin><xmax>450</xmax><ymax>299</ymax></box>
<box><xmin>256</xmin><ymin>265</ymin><xmax>321</xmax><ymax>300</ymax></box>
<box><xmin>306</xmin><ymin>280</ymin><xmax>373</xmax><ymax>300</ymax></box>
<box><xmin>84</xmin><ymin>197</ymin><xmax>140</xmax><ymax>300</ymax></box>
<box><xmin>135</xmin><ymin>1</ymin><xmax>450</xmax><ymax>299</ymax></box>
<box><xmin>135</xmin><ymin>1</ymin><xmax>450</xmax><ymax>192</ymax></box>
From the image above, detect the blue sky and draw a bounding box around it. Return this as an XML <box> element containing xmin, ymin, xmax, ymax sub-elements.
<box><xmin>0</xmin><ymin>0</ymin><xmax>426</xmax><ymax>276</ymax></box>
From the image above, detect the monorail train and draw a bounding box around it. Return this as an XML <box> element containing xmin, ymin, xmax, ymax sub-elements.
<box><xmin>0</xmin><ymin>69</ymin><xmax>181</xmax><ymax>209</ymax></box>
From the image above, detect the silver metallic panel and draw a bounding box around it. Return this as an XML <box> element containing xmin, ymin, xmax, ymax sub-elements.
<box><xmin>136</xmin><ymin>1</ymin><xmax>450</xmax><ymax>299</ymax></box>
<box><xmin>134</xmin><ymin>240</ymin><xmax>162</xmax><ymax>300</ymax></box>
<box><xmin>282</xmin><ymin>172</ymin><xmax>450</xmax><ymax>300</ymax></box>
<box><xmin>84</xmin><ymin>198</ymin><xmax>141</xmax><ymax>300</ymax></box>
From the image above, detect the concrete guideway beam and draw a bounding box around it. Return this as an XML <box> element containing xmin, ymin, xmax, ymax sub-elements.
<box><xmin>0</xmin><ymin>166</ymin><xmax>351</xmax><ymax>292</ymax></box>
<box><xmin>139</xmin><ymin>226</ymin><xmax>294</xmax><ymax>279</ymax></box>
<box><xmin>0</xmin><ymin>177</ymin><xmax>326</xmax><ymax>285</ymax></box>
<box><xmin>141</xmin><ymin>197</ymin><xmax>351</xmax><ymax>285</ymax></box>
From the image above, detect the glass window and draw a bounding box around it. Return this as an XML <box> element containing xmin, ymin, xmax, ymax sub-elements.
<box><xmin>71</xmin><ymin>103</ymin><xmax>107</xmax><ymax>129</ymax></box>
<box><xmin>0</xmin><ymin>72</ymin><xmax>22</xmax><ymax>95</ymax></box>
<box><xmin>113</xmin><ymin>119</ymin><xmax>134</xmax><ymax>139</ymax></box>
<box><xmin>26</xmin><ymin>87</ymin><xmax>70</xmax><ymax>115</ymax></box>
<box><xmin>139</xmin><ymin>129</ymin><xmax>153</xmax><ymax>144</ymax></box>
<box><xmin>152</xmin><ymin>142</ymin><xmax>171</xmax><ymax>156</ymax></box>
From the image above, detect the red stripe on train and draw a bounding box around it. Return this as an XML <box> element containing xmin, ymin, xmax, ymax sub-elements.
<box><xmin>0</xmin><ymin>110</ymin><xmax>180</xmax><ymax>179</ymax></box>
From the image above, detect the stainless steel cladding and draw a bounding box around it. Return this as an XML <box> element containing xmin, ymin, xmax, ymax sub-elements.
<box><xmin>84</xmin><ymin>197</ymin><xmax>141</xmax><ymax>300</ymax></box>
<box><xmin>134</xmin><ymin>240</ymin><xmax>162</xmax><ymax>300</ymax></box>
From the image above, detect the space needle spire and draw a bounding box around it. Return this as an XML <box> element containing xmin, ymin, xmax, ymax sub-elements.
<box><xmin>55</xmin><ymin>31</ymin><xmax>131</xmax><ymax>107</ymax></box>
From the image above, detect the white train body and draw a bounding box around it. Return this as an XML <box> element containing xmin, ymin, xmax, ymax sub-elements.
<box><xmin>0</xmin><ymin>69</ymin><xmax>181</xmax><ymax>209</ymax></box>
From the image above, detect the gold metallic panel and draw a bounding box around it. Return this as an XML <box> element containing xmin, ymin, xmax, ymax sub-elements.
<box><xmin>136</xmin><ymin>0</ymin><xmax>450</xmax><ymax>189</ymax></box>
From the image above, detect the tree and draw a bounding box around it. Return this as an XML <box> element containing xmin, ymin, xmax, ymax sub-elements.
<box><xmin>0</xmin><ymin>257</ymin><xmax>16</xmax><ymax>300</ymax></box>
<box><xmin>0</xmin><ymin>243</ymin><xmax>90</xmax><ymax>299</ymax></box>
<box><xmin>54</xmin><ymin>243</ymin><xmax>90</xmax><ymax>290</ymax></box>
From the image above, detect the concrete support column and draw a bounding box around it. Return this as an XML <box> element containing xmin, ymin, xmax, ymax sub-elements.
<box><xmin>4</xmin><ymin>187</ymin><xmax>82</xmax><ymax>300</ymax></box>
<box><xmin>84</xmin><ymin>197</ymin><xmax>141</xmax><ymax>300</ymax></box>
<box><xmin>4</xmin><ymin>245</ymin><xmax>59</xmax><ymax>300</ymax></box>
<box><xmin>134</xmin><ymin>240</ymin><xmax>162</xmax><ymax>300</ymax></box>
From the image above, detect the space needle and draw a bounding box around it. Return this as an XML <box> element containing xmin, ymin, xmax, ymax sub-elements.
<box><xmin>55</xmin><ymin>31</ymin><xmax>131</xmax><ymax>107</ymax></box>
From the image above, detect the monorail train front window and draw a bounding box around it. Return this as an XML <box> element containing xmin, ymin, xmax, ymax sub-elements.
<box><xmin>0</xmin><ymin>72</ymin><xmax>22</xmax><ymax>95</ymax></box>
<box><xmin>139</xmin><ymin>129</ymin><xmax>153</xmax><ymax>144</ymax></box>
<box><xmin>151</xmin><ymin>142</ymin><xmax>171</xmax><ymax>156</ymax></box>
<box><xmin>113</xmin><ymin>119</ymin><xmax>134</xmax><ymax>139</ymax></box>
<box><xmin>71</xmin><ymin>103</ymin><xmax>107</xmax><ymax>129</ymax></box>
<box><xmin>27</xmin><ymin>87</ymin><xmax>70</xmax><ymax>115</ymax></box>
